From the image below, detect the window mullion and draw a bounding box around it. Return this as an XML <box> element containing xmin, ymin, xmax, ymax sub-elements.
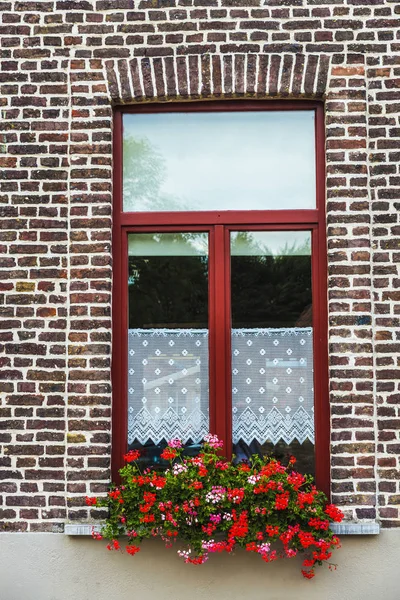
<box><xmin>212</xmin><ymin>225</ymin><xmax>232</xmax><ymax>456</ymax></box>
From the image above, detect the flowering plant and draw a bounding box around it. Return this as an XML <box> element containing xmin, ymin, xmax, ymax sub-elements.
<box><xmin>87</xmin><ymin>435</ymin><xmax>343</xmax><ymax>579</ymax></box>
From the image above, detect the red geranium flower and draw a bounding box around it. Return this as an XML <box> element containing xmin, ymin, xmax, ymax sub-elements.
<box><xmin>140</xmin><ymin>514</ymin><xmax>155</xmax><ymax>523</ymax></box>
<box><xmin>160</xmin><ymin>448</ymin><xmax>177</xmax><ymax>461</ymax></box>
<box><xmin>275</xmin><ymin>491</ymin><xmax>290</xmax><ymax>510</ymax></box>
<box><xmin>324</xmin><ymin>504</ymin><xmax>344</xmax><ymax>523</ymax></box>
<box><xmin>265</xmin><ymin>525</ymin><xmax>279</xmax><ymax>537</ymax></box>
<box><xmin>198</xmin><ymin>466</ymin><xmax>208</xmax><ymax>477</ymax></box>
<box><xmin>301</xmin><ymin>569</ymin><xmax>315</xmax><ymax>579</ymax></box>
<box><xmin>229</xmin><ymin>510</ymin><xmax>248</xmax><ymax>539</ymax></box>
<box><xmin>298</xmin><ymin>531</ymin><xmax>315</xmax><ymax>549</ymax></box>
<box><xmin>108</xmin><ymin>489</ymin><xmax>124</xmax><ymax>504</ymax></box>
<box><xmin>151</xmin><ymin>475</ymin><xmax>166</xmax><ymax>489</ymax></box>
<box><xmin>308</xmin><ymin>517</ymin><xmax>330</xmax><ymax>530</ymax></box>
<box><xmin>287</xmin><ymin>472</ymin><xmax>305</xmax><ymax>491</ymax></box>
<box><xmin>106</xmin><ymin>539</ymin><xmax>120</xmax><ymax>551</ymax></box>
<box><xmin>124</xmin><ymin>449</ymin><xmax>140</xmax><ymax>462</ymax></box>
<box><xmin>227</xmin><ymin>488</ymin><xmax>245</xmax><ymax>504</ymax></box>
<box><xmin>297</xmin><ymin>490</ymin><xmax>316</xmax><ymax>509</ymax></box>
<box><xmin>126</xmin><ymin>545</ymin><xmax>140</xmax><ymax>556</ymax></box>
<box><xmin>246</xmin><ymin>542</ymin><xmax>258</xmax><ymax>552</ymax></box>
<box><xmin>238</xmin><ymin>463</ymin><xmax>251</xmax><ymax>472</ymax></box>
<box><xmin>190</xmin><ymin>481</ymin><xmax>203</xmax><ymax>490</ymax></box>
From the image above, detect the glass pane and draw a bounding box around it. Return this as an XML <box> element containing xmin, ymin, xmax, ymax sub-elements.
<box><xmin>127</xmin><ymin>233</ymin><xmax>209</xmax><ymax>468</ymax></box>
<box><xmin>230</xmin><ymin>231</ymin><xmax>314</xmax><ymax>475</ymax></box>
<box><xmin>123</xmin><ymin>111</ymin><xmax>315</xmax><ymax>212</ymax></box>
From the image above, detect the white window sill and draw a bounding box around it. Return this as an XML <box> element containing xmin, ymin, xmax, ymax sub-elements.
<box><xmin>330</xmin><ymin>522</ymin><xmax>380</xmax><ymax>535</ymax></box>
<box><xmin>64</xmin><ymin>522</ymin><xmax>380</xmax><ymax>536</ymax></box>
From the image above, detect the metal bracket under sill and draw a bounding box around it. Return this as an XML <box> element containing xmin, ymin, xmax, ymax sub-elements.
<box><xmin>65</xmin><ymin>522</ymin><xmax>380</xmax><ymax>536</ymax></box>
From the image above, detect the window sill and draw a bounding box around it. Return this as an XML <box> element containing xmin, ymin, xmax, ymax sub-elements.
<box><xmin>64</xmin><ymin>522</ymin><xmax>380</xmax><ymax>536</ymax></box>
<box><xmin>65</xmin><ymin>524</ymin><xmax>102</xmax><ymax>536</ymax></box>
<box><xmin>330</xmin><ymin>522</ymin><xmax>380</xmax><ymax>535</ymax></box>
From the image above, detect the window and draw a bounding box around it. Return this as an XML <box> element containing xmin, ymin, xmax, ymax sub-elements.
<box><xmin>112</xmin><ymin>101</ymin><xmax>329</xmax><ymax>496</ymax></box>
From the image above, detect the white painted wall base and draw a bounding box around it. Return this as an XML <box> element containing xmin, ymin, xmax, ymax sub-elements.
<box><xmin>0</xmin><ymin>531</ymin><xmax>398</xmax><ymax>600</ymax></box>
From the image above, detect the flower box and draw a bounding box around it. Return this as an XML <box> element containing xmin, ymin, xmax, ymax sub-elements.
<box><xmin>87</xmin><ymin>436</ymin><xmax>343</xmax><ymax>579</ymax></box>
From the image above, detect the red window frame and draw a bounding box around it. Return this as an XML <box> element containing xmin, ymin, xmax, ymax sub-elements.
<box><xmin>112</xmin><ymin>100</ymin><xmax>330</xmax><ymax>497</ymax></box>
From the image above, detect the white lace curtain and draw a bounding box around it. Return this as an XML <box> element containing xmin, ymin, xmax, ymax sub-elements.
<box><xmin>128</xmin><ymin>329</ymin><xmax>209</xmax><ymax>445</ymax></box>
<box><xmin>232</xmin><ymin>328</ymin><xmax>314</xmax><ymax>445</ymax></box>
<box><xmin>128</xmin><ymin>328</ymin><xmax>314</xmax><ymax>446</ymax></box>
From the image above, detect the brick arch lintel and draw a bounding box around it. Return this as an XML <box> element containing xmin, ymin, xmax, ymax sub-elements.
<box><xmin>104</xmin><ymin>53</ymin><xmax>331</xmax><ymax>104</ymax></box>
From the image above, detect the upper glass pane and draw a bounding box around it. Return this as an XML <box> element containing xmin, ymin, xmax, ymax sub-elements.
<box><xmin>123</xmin><ymin>111</ymin><xmax>316</xmax><ymax>212</ymax></box>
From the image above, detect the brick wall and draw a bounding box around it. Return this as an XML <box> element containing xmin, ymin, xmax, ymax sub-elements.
<box><xmin>0</xmin><ymin>0</ymin><xmax>399</xmax><ymax>532</ymax></box>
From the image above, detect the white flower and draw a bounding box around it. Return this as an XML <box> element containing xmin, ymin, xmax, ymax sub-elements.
<box><xmin>247</xmin><ymin>475</ymin><xmax>260</xmax><ymax>485</ymax></box>
<box><xmin>172</xmin><ymin>463</ymin><xmax>187</xmax><ymax>475</ymax></box>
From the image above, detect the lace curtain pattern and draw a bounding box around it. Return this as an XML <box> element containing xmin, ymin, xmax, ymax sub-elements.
<box><xmin>128</xmin><ymin>329</ymin><xmax>209</xmax><ymax>445</ymax></box>
<box><xmin>232</xmin><ymin>328</ymin><xmax>314</xmax><ymax>445</ymax></box>
<box><xmin>128</xmin><ymin>328</ymin><xmax>314</xmax><ymax>446</ymax></box>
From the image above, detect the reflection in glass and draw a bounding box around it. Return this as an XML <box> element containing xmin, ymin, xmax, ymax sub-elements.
<box><xmin>123</xmin><ymin>111</ymin><xmax>316</xmax><ymax>212</ymax></box>
<box><xmin>127</xmin><ymin>233</ymin><xmax>209</xmax><ymax>468</ymax></box>
<box><xmin>230</xmin><ymin>231</ymin><xmax>315</xmax><ymax>475</ymax></box>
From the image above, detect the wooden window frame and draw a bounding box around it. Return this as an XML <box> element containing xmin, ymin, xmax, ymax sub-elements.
<box><xmin>112</xmin><ymin>100</ymin><xmax>330</xmax><ymax>497</ymax></box>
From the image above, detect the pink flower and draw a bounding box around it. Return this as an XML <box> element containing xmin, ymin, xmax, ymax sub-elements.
<box><xmin>127</xmin><ymin>530</ymin><xmax>138</xmax><ymax>538</ymax></box>
<box><xmin>204</xmin><ymin>434</ymin><xmax>223</xmax><ymax>449</ymax></box>
<box><xmin>216</xmin><ymin>461</ymin><xmax>229</xmax><ymax>470</ymax></box>
<box><xmin>173</xmin><ymin>463</ymin><xmax>188</xmax><ymax>475</ymax></box>
<box><xmin>205</xmin><ymin>486</ymin><xmax>226</xmax><ymax>504</ymax></box>
<box><xmin>257</xmin><ymin>543</ymin><xmax>271</xmax><ymax>555</ymax></box>
<box><xmin>209</xmin><ymin>513</ymin><xmax>222</xmax><ymax>524</ymax></box>
<box><xmin>168</xmin><ymin>438</ymin><xmax>183</xmax><ymax>449</ymax></box>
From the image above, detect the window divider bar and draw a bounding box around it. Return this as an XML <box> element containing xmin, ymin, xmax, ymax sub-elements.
<box><xmin>213</xmin><ymin>225</ymin><xmax>231</xmax><ymax>456</ymax></box>
<box><xmin>224</xmin><ymin>226</ymin><xmax>233</xmax><ymax>457</ymax></box>
<box><xmin>208</xmin><ymin>227</ymin><xmax>217</xmax><ymax>436</ymax></box>
<box><xmin>120</xmin><ymin>210</ymin><xmax>320</xmax><ymax>228</ymax></box>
